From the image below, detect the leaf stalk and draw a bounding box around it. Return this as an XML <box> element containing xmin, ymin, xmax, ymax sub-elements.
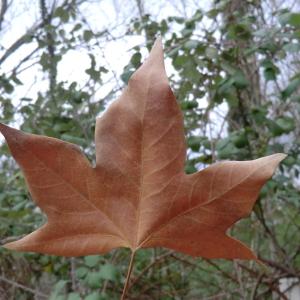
<box><xmin>121</xmin><ymin>250</ymin><xmax>136</xmax><ymax>300</ymax></box>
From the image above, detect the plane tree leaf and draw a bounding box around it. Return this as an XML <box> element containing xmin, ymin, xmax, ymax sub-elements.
<box><xmin>0</xmin><ymin>39</ymin><xmax>285</xmax><ymax>259</ymax></box>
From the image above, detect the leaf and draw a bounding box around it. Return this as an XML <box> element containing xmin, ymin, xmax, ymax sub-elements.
<box><xmin>67</xmin><ymin>293</ymin><xmax>81</xmax><ymax>300</ymax></box>
<box><xmin>85</xmin><ymin>292</ymin><xmax>103</xmax><ymax>300</ymax></box>
<box><xmin>232</xmin><ymin>70</ymin><xmax>249</xmax><ymax>88</ymax></box>
<box><xmin>49</xmin><ymin>280</ymin><xmax>67</xmax><ymax>300</ymax></box>
<box><xmin>0</xmin><ymin>38</ymin><xmax>285</xmax><ymax>260</ymax></box>
<box><xmin>98</xmin><ymin>263</ymin><xmax>118</xmax><ymax>281</ymax></box>
<box><xmin>227</xmin><ymin>23</ymin><xmax>252</xmax><ymax>40</ymax></box>
<box><xmin>84</xmin><ymin>255</ymin><xmax>101</xmax><ymax>267</ymax></box>
<box><xmin>86</xmin><ymin>271</ymin><xmax>103</xmax><ymax>288</ymax></box>
<box><xmin>205</xmin><ymin>46</ymin><xmax>218</xmax><ymax>59</ymax></box>
<box><xmin>54</xmin><ymin>7</ymin><xmax>69</xmax><ymax>23</ymax></box>
<box><xmin>261</xmin><ymin>59</ymin><xmax>279</xmax><ymax>81</ymax></box>
<box><xmin>279</xmin><ymin>12</ymin><xmax>300</xmax><ymax>28</ymax></box>
<box><xmin>275</xmin><ymin>117</ymin><xmax>295</xmax><ymax>133</ymax></box>
<box><xmin>283</xmin><ymin>42</ymin><xmax>300</xmax><ymax>53</ymax></box>
<box><xmin>282</xmin><ymin>76</ymin><xmax>300</xmax><ymax>100</ymax></box>
<box><xmin>121</xmin><ymin>69</ymin><xmax>134</xmax><ymax>84</ymax></box>
<box><xmin>130</xmin><ymin>52</ymin><xmax>142</xmax><ymax>68</ymax></box>
<box><xmin>76</xmin><ymin>266</ymin><xmax>88</xmax><ymax>278</ymax></box>
<box><xmin>83</xmin><ymin>30</ymin><xmax>93</xmax><ymax>42</ymax></box>
<box><xmin>184</xmin><ymin>40</ymin><xmax>199</xmax><ymax>50</ymax></box>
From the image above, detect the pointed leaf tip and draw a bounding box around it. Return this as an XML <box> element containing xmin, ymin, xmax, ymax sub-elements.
<box><xmin>153</xmin><ymin>36</ymin><xmax>163</xmax><ymax>49</ymax></box>
<box><xmin>0</xmin><ymin>123</ymin><xmax>16</xmax><ymax>134</ymax></box>
<box><xmin>0</xmin><ymin>123</ymin><xmax>13</xmax><ymax>139</ymax></box>
<box><xmin>274</xmin><ymin>153</ymin><xmax>287</xmax><ymax>161</ymax></box>
<box><xmin>266</xmin><ymin>153</ymin><xmax>287</xmax><ymax>167</ymax></box>
<box><xmin>146</xmin><ymin>37</ymin><xmax>164</xmax><ymax>66</ymax></box>
<box><xmin>2</xmin><ymin>241</ymin><xmax>18</xmax><ymax>251</ymax></box>
<box><xmin>128</xmin><ymin>37</ymin><xmax>167</xmax><ymax>85</ymax></box>
<box><xmin>3</xmin><ymin>240</ymin><xmax>30</xmax><ymax>253</ymax></box>
<box><xmin>0</xmin><ymin>124</ymin><xmax>25</xmax><ymax>142</ymax></box>
<box><xmin>0</xmin><ymin>122</ymin><xmax>8</xmax><ymax>133</ymax></box>
<box><xmin>256</xmin><ymin>153</ymin><xmax>287</xmax><ymax>168</ymax></box>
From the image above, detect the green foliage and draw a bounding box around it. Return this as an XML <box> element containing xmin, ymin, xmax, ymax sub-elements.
<box><xmin>84</xmin><ymin>255</ymin><xmax>101</xmax><ymax>268</ymax></box>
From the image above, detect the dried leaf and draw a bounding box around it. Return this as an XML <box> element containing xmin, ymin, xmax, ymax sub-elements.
<box><xmin>0</xmin><ymin>39</ymin><xmax>285</xmax><ymax>259</ymax></box>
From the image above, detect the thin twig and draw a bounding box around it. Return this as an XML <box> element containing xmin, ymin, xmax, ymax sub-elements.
<box><xmin>0</xmin><ymin>275</ymin><xmax>48</xmax><ymax>299</ymax></box>
<box><xmin>129</xmin><ymin>250</ymin><xmax>173</xmax><ymax>289</ymax></box>
<box><xmin>203</xmin><ymin>259</ymin><xmax>239</xmax><ymax>284</ymax></box>
<box><xmin>70</xmin><ymin>257</ymin><xmax>78</xmax><ymax>292</ymax></box>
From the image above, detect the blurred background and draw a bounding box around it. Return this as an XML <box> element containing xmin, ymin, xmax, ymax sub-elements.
<box><xmin>0</xmin><ymin>0</ymin><xmax>299</xmax><ymax>299</ymax></box>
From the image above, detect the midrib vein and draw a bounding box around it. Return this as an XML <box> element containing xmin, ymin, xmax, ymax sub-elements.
<box><xmin>134</xmin><ymin>76</ymin><xmax>150</xmax><ymax>248</ymax></box>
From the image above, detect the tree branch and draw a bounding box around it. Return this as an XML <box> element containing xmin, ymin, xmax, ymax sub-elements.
<box><xmin>0</xmin><ymin>0</ymin><xmax>8</xmax><ymax>31</ymax></box>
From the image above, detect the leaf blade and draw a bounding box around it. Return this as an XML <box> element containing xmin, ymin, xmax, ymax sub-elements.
<box><xmin>141</xmin><ymin>154</ymin><xmax>286</xmax><ymax>258</ymax></box>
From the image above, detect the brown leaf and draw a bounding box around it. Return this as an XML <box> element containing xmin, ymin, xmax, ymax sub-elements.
<box><xmin>0</xmin><ymin>39</ymin><xmax>285</xmax><ymax>259</ymax></box>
